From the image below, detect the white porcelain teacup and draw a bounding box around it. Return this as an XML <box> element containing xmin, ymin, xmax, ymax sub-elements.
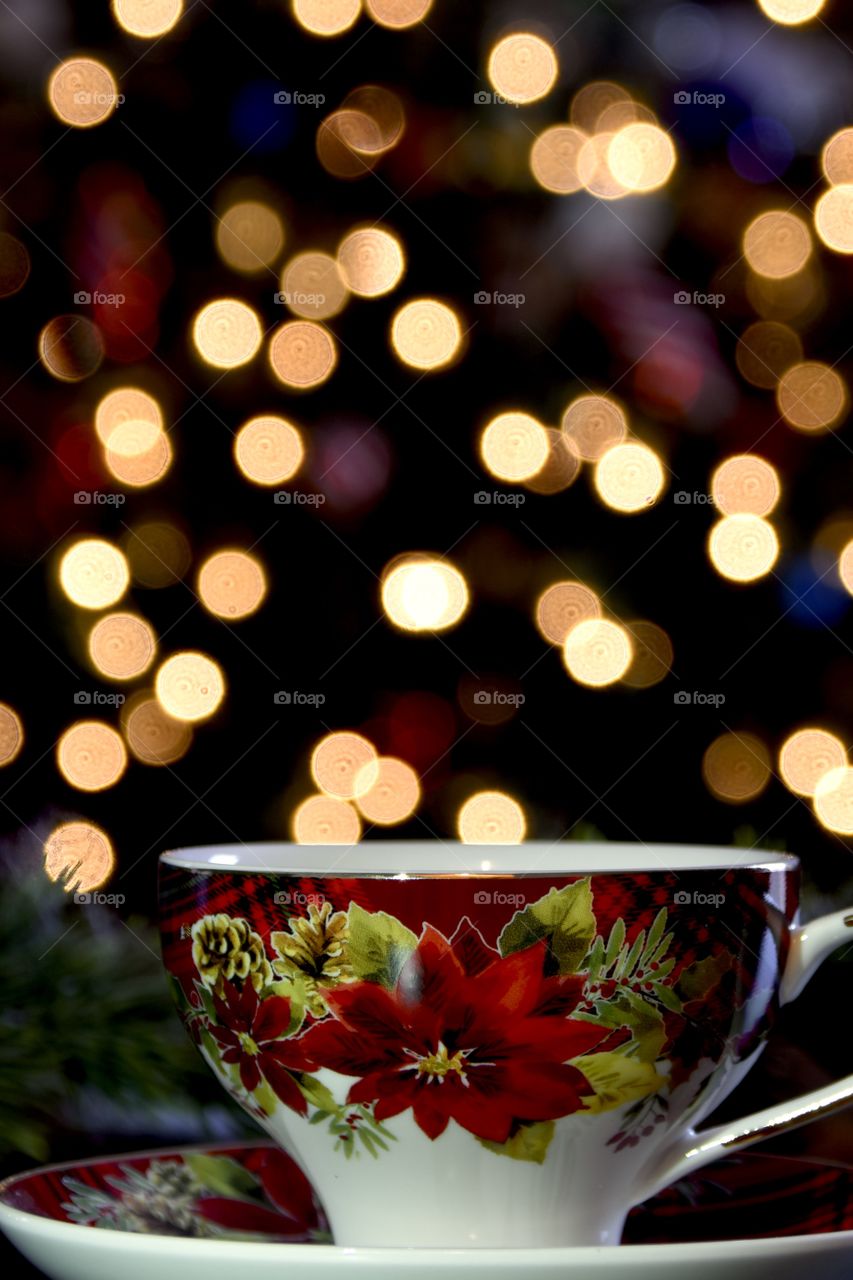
<box><xmin>159</xmin><ymin>842</ymin><xmax>853</xmax><ymax>1248</ymax></box>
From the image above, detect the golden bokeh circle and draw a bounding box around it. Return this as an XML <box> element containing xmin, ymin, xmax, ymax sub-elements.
<box><xmin>779</xmin><ymin>728</ymin><xmax>846</xmax><ymax>797</ymax></box>
<box><xmin>703</xmin><ymin>732</ymin><xmax>771</xmax><ymax>803</ymax></box>
<box><xmin>535</xmin><ymin>581</ymin><xmax>601</xmax><ymax>645</ymax></box>
<box><xmin>607</xmin><ymin>123</ymin><xmax>676</xmax><ymax>193</ymax></box>
<box><xmin>123</xmin><ymin>692</ymin><xmax>192</xmax><ymax>765</ymax></box>
<box><xmin>342</xmin><ymin>85</ymin><xmax>405</xmax><ymax>150</ymax></box>
<box><xmin>88</xmin><ymin>612</ymin><xmax>157</xmax><ymax>680</ymax></box>
<box><xmin>524</xmin><ymin>429</ymin><xmax>581</xmax><ymax>495</ymax></box>
<box><xmin>743</xmin><ymin>211</ymin><xmax>812</xmax><ymax>279</ymax></box>
<box><xmin>60</xmin><ymin>539</ymin><xmax>130</xmax><ymax>610</ymax></box>
<box><xmin>735</xmin><ymin>321</ymin><xmax>802</xmax><ymax>390</ymax></box>
<box><xmin>123</xmin><ymin>520</ymin><xmax>190</xmax><ymax>588</ymax></box>
<box><xmin>622</xmin><ymin>621</ymin><xmax>674</xmax><ymax>689</ymax></box>
<box><xmin>112</xmin><ymin>0</ymin><xmax>183</xmax><ymax>37</ymax></box>
<box><xmin>354</xmin><ymin>756</ymin><xmax>420</xmax><ymax>824</ymax></box>
<box><xmin>292</xmin><ymin>794</ymin><xmax>362</xmax><ymax>843</ymax></box>
<box><xmin>570</xmin><ymin>81</ymin><xmax>631</xmax><ymax>132</ymax></box>
<box><xmin>711</xmin><ymin>454</ymin><xmax>780</xmax><ymax>517</ymax></box>
<box><xmin>312</xmin><ymin>732</ymin><xmax>378</xmax><ymax>799</ymax></box>
<box><xmin>814</xmin><ymin>766</ymin><xmax>853</xmax><ymax>835</ymax></box>
<box><xmin>280</xmin><ymin>251</ymin><xmax>349</xmax><ymax>320</ymax></box>
<box><xmin>390</xmin><ymin>298</ymin><xmax>462</xmax><ymax>371</ymax></box>
<box><xmin>0</xmin><ymin>703</ymin><xmax>24</xmax><ymax>766</ymax></box>
<box><xmin>48</xmin><ymin>58</ymin><xmax>120</xmax><ymax>128</ymax></box>
<box><xmin>155</xmin><ymin>652</ymin><xmax>225</xmax><ymax>722</ymax></box>
<box><xmin>577</xmin><ymin>132</ymin><xmax>629</xmax><ymax>200</ymax></box>
<box><xmin>234</xmin><ymin>415</ymin><xmax>304</xmax><ymax>485</ymax></box>
<box><xmin>776</xmin><ymin>360</ymin><xmax>847</xmax><ymax>432</ymax></box>
<box><xmin>707</xmin><ymin>515</ymin><xmax>779</xmax><ymax>582</ymax></box>
<box><xmin>365</xmin><ymin>0</ymin><xmax>432</xmax><ymax>27</ymax></box>
<box><xmin>337</xmin><ymin>226</ymin><xmax>405</xmax><ymax>297</ymax></box>
<box><xmin>821</xmin><ymin>129</ymin><xmax>853</xmax><ymax>184</ymax></box>
<box><xmin>814</xmin><ymin>184</ymin><xmax>853</xmax><ymax>254</ymax></box>
<box><xmin>103</xmin><ymin>418</ymin><xmax>162</xmax><ymax>459</ymax></box>
<box><xmin>197</xmin><ymin>550</ymin><xmax>267</xmax><ymax>620</ymax></box>
<box><xmin>594</xmin><ymin>441</ymin><xmax>665</xmax><ymax>512</ymax></box>
<box><xmin>57</xmin><ymin>721</ymin><xmax>128</xmax><ymax>792</ymax></box>
<box><xmin>530</xmin><ymin>126</ymin><xmax>587</xmax><ymax>195</ymax></box>
<box><xmin>292</xmin><ymin>0</ymin><xmax>361</xmax><ymax>35</ymax></box>
<box><xmin>106</xmin><ymin>431</ymin><xmax>173</xmax><ymax>488</ymax></box>
<box><xmin>39</xmin><ymin>315</ymin><xmax>104</xmax><ymax>382</ymax></box>
<box><xmin>563</xmin><ymin>618</ymin><xmax>633</xmax><ymax>687</ymax></box>
<box><xmin>192</xmin><ymin>298</ymin><xmax>262</xmax><ymax>369</ymax></box>
<box><xmin>840</xmin><ymin>539</ymin><xmax>853</xmax><ymax>594</ymax></box>
<box><xmin>216</xmin><ymin>201</ymin><xmax>285</xmax><ymax>274</ymax></box>
<box><xmin>487</xmin><ymin>32</ymin><xmax>558</xmax><ymax>106</ymax></box>
<box><xmin>757</xmin><ymin>0</ymin><xmax>825</xmax><ymax>24</ymax></box>
<box><xmin>95</xmin><ymin>388</ymin><xmax>163</xmax><ymax>447</ymax></box>
<box><xmin>44</xmin><ymin>820</ymin><xmax>115</xmax><ymax>893</ymax></box>
<box><xmin>458</xmin><ymin>791</ymin><xmax>526</xmax><ymax>844</ymax></box>
<box><xmin>268</xmin><ymin>321</ymin><xmax>337</xmax><ymax>388</ymax></box>
<box><xmin>381</xmin><ymin>557</ymin><xmax>469</xmax><ymax>632</ymax></box>
<box><xmin>0</xmin><ymin>233</ymin><xmax>31</xmax><ymax>298</ymax></box>
<box><xmin>480</xmin><ymin>411</ymin><xmax>549</xmax><ymax>482</ymax></box>
<box><xmin>561</xmin><ymin>394</ymin><xmax>627</xmax><ymax>461</ymax></box>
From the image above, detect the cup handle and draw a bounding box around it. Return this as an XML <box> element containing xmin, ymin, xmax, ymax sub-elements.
<box><xmin>636</xmin><ymin>907</ymin><xmax>853</xmax><ymax>1200</ymax></box>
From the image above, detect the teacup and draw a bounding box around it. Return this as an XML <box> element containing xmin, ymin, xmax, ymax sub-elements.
<box><xmin>159</xmin><ymin>841</ymin><xmax>853</xmax><ymax>1248</ymax></box>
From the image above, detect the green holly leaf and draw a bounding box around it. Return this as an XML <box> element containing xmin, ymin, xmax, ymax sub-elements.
<box><xmin>573</xmin><ymin>1051</ymin><xmax>662</xmax><ymax>1114</ymax></box>
<box><xmin>253</xmin><ymin>1077</ymin><xmax>279</xmax><ymax>1116</ymax></box>
<box><xmin>675</xmin><ymin>953</ymin><xmax>731</xmax><ymax>1003</ymax></box>
<box><xmin>185</xmin><ymin>1154</ymin><xmax>259</xmax><ymax>1199</ymax></box>
<box><xmin>346</xmin><ymin>904</ymin><xmax>418</xmax><ymax>988</ymax></box>
<box><xmin>498</xmin><ymin>879</ymin><xmax>595</xmax><ymax>975</ymax></box>
<box><xmin>479</xmin><ymin>1120</ymin><xmax>555</xmax><ymax>1164</ymax></box>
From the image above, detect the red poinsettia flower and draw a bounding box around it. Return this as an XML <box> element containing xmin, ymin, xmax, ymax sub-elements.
<box><xmin>209</xmin><ymin>981</ymin><xmax>312</xmax><ymax>1115</ymax></box>
<box><xmin>296</xmin><ymin>925</ymin><xmax>608</xmax><ymax>1143</ymax></box>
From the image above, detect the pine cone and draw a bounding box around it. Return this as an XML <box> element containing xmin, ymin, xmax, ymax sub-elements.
<box><xmin>271</xmin><ymin>901</ymin><xmax>351</xmax><ymax>1017</ymax></box>
<box><xmin>191</xmin><ymin>914</ymin><xmax>272</xmax><ymax>993</ymax></box>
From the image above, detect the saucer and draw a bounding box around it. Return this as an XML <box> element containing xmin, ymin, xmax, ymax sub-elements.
<box><xmin>1</xmin><ymin>1140</ymin><xmax>851</xmax><ymax>1280</ymax></box>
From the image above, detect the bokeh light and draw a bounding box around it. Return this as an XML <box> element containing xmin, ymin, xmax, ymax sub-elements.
<box><xmin>48</xmin><ymin>58</ymin><xmax>120</xmax><ymax>128</ymax></box>
<box><xmin>577</xmin><ymin>132</ymin><xmax>629</xmax><ymax>200</ymax></box>
<box><xmin>88</xmin><ymin>612</ymin><xmax>157</xmax><ymax>680</ymax></box>
<box><xmin>365</xmin><ymin>0</ymin><xmax>432</xmax><ymax>26</ymax></box>
<box><xmin>562</xmin><ymin>394</ymin><xmax>627</xmax><ymax>461</ymax></box>
<box><xmin>756</xmin><ymin>0</ymin><xmax>825</xmax><ymax>25</ymax></box>
<box><xmin>123</xmin><ymin>692</ymin><xmax>192</xmax><ymax>765</ymax></box>
<box><xmin>814</xmin><ymin>184</ymin><xmax>853</xmax><ymax>254</ymax></box>
<box><xmin>311</xmin><ymin>731</ymin><xmax>378</xmax><ymax>799</ymax></box>
<box><xmin>529</xmin><ymin>126</ymin><xmax>587</xmax><ymax>194</ymax></box>
<box><xmin>317</xmin><ymin>110</ymin><xmax>382</xmax><ymax>178</ymax></box>
<box><xmin>735</xmin><ymin>320</ymin><xmax>802</xmax><ymax>389</ymax></box>
<box><xmin>39</xmin><ymin>316</ymin><xmax>104</xmax><ymax>382</ymax></box>
<box><xmin>60</xmin><ymin>539</ymin><xmax>130</xmax><ymax>610</ymax></box>
<box><xmin>390</xmin><ymin>298</ymin><xmax>462</xmax><ymax>371</ymax></box>
<box><xmin>342</xmin><ymin>84</ymin><xmax>405</xmax><ymax>150</ymax></box>
<box><xmin>570</xmin><ymin>81</ymin><xmax>631</xmax><ymax>132</ymax></box>
<box><xmin>480</xmin><ymin>411</ymin><xmax>549</xmax><ymax>482</ymax></box>
<box><xmin>268</xmin><ymin>320</ymin><xmax>337</xmax><ymax>388</ymax></box>
<box><xmin>622</xmin><ymin>621</ymin><xmax>674</xmax><ymax>689</ymax></box>
<box><xmin>563</xmin><ymin>618</ymin><xmax>633</xmax><ymax>687</ymax></box>
<box><xmin>524</xmin><ymin>429</ymin><xmax>581</xmax><ymax>495</ymax></box>
<box><xmin>779</xmin><ymin>727</ymin><xmax>846</xmax><ymax>797</ymax></box>
<box><xmin>0</xmin><ymin>703</ymin><xmax>24</xmax><ymax>767</ymax></box>
<box><xmin>708</xmin><ymin>515</ymin><xmax>779</xmax><ymax>582</ymax></box>
<box><xmin>292</xmin><ymin>794</ymin><xmax>362</xmax><ymax>843</ymax></box>
<box><xmin>821</xmin><ymin>129</ymin><xmax>853</xmax><ymax>184</ymax></box>
<box><xmin>280</xmin><ymin>250</ymin><xmax>349</xmax><ymax>320</ymax></box>
<box><xmin>123</xmin><ymin>520</ymin><xmax>191</xmax><ymax>587</ymax></box>
<box><xmin>711</xmin><ymin>455</ymin><xmax>780</xmax><ymax>516</ymax></box>
<box><xmin>234</xmin><ymin>415</ymin><xmax>304</xmax><ymax>485</ymax></box>
<box><xmin>458</xmin><ymin>790</ymin><xmax>527</xmax><ymax>843</ymax></box>
<box><xmin>337</xmin><ymin>226</ymin><xmax>405</xmax><ymax>296</ymax></box>
<box><xmin>594</xmin><ymin>441</ymin><xmax>665</xmax><ymax>512</ymax></box>
<box><xmin>192</xmin><ymin>298</ymin><xmax>262</xmax><ymax>369</ymax></box>
<box><xmin>354</xmin><ymin>756</ymin><xmax>420</xmax><ymax>824</ymax></box>
<box><xmin>95</xmin><ymin>387</ymin><xmax>163</xmax><ymax>447</ymax></box>
<box><xmin>105</xmin><ymin>430</ymin><xmax>173</xmax><ymax>488</ymax></box>
<box><xmin>381</xmin><ymin>556</ymin><xmax>469</xmax><ymax>632</ymax></box>
<box><xmin>293</xmin><ymin>0</ymin><xmax>361</xmax><ymax>36</ymax></box>
<box><xmin>814</xmin><ymin>766</ymin><xmax>853</xmax><ymax>835</ymax></box>
<box><xmin>535</xmin><ymin>581</ymin><xmax>601</xmax><ymax>645</ymax></box>
<box><xmin>197</xmin><ymin>550</ymin><xmax>267</xmax><ymax>620</ymax></box>
<box><xmin>743</xmin><ymin>210</ymin><xmax>812</xmax><ymax>279</ymax></box>
<box><xmin>216</xmin><ymin>201</ymin><xmax>285</xmax><ymax>273</ymax></box>
<box><xmin>155</xmin><ymin>651</ymin><xmax>225</xmax><ymax>722</ymax></box>
<box><xmin>607</xmin><ymin>123</ymin><xmax>676</xmax><ymax>193</ymax></box>
<box><xmin>702</xmin><ymin>731</ymin><xmax>771</xmax><ymax>803</ymax></box>
<box><xmin>112</xmin><ymin>0</ymin><xmax>184</xmax><ymax>37</ymax></box>
<box><xmin>43</xmin><ymin>821</ymin><xmax>115</xmax><ymax>893</ymax></box>
<box><xmin>487</xmin><ymin>32</ymin><xmax>558</xmax><ymax>106</ymax></box>
<box><xmin>840</xmin><ymin>539</ymin><xmax>853</xmax><ymax>594</ymax></box>
<box><xmin>0</xmin><ymin>232</ymin><xmax>31</xmax><ymax>298</ymax></box>
<box><xmin>57</xmin><ymin>721</ymin><xmax>128</xmax><ymax>792</ymax></box>
<box><xmin>776</xmin><ymin>360</ymin><xmax>847</xmax><ymax>432</ymax></box>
